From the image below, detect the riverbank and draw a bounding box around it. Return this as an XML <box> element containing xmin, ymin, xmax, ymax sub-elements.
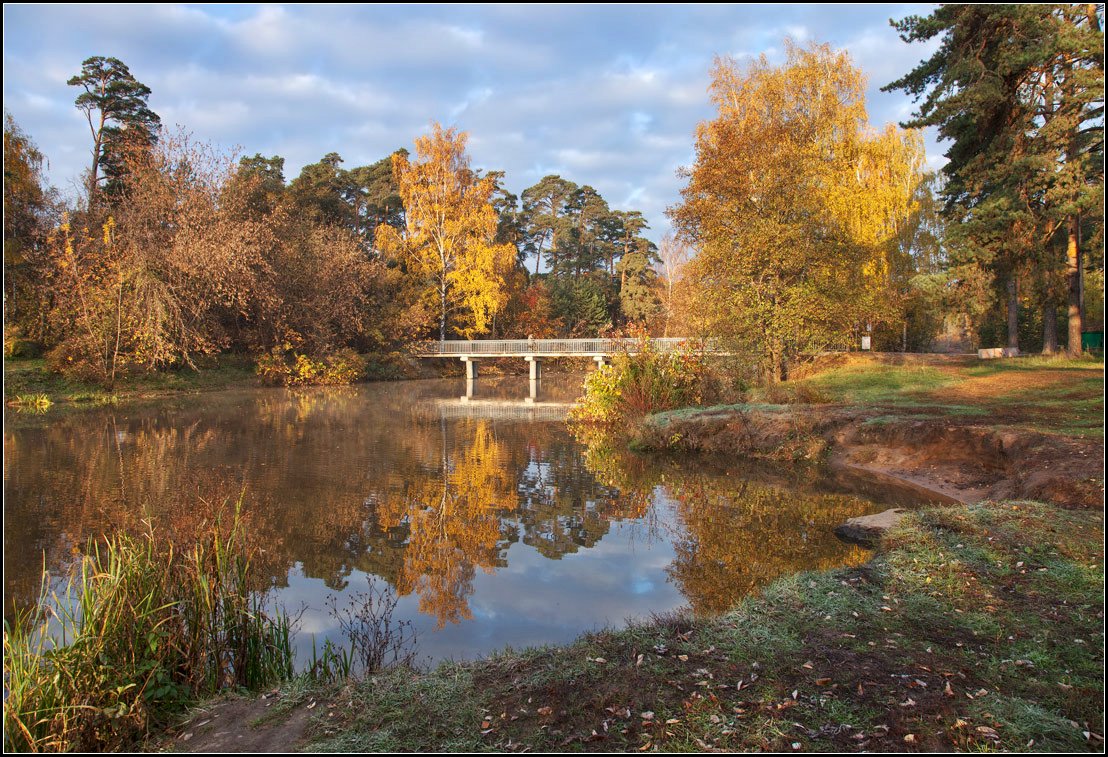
<box><xmin>161</xmin><ymin>499</ymin><xmax>1103</xmax><ymax>753</ymax></box>
<box><xmin>3</xmin><ymin>356</ymin><xmax>264</xmax><ymax>412</ymax></box>
<box><xmin>157</xmin><ymin>355</ymin><xmax>1104</xmax><ymax>753</ymax></box>
<box><xmin>635</xmin><ymin>354</ymin><xmax>1104</xmax><ymax>509</ymax></box>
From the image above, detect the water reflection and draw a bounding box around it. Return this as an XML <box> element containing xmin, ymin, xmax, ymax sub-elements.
<box><xmin>4</xmin><ymin>376</ymin><xmax>938</xmax><ymax>663</ymax></box>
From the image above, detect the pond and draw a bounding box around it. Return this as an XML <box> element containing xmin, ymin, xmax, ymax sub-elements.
<box><xmin>3</xmin><ymin>375</ymin><xmax>938</xmax><ymax>668</ymax></box>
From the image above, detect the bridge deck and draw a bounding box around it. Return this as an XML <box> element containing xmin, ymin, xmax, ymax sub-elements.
<box><xmin>415</xmin><ymin>338</ymin><xmax>714</xmax><ymax>358</ymax></box>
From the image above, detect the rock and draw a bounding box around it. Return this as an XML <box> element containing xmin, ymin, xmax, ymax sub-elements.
<box><xmin>834</xmin><ymin>508</ymin><xmax>908</xmax><ymax>547</ymax></box>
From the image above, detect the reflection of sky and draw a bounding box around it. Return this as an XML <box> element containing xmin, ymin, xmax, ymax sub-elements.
<box><xmin>280</xmin><ymin>503</ymin><xmax>685</xmax><ymax>669</ymax></box>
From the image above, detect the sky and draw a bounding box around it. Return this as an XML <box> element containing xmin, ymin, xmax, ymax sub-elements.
<box><xmin>3</xmin><ymin>3</ymin><xmax>943</xmax><ymax>241</ymax></box>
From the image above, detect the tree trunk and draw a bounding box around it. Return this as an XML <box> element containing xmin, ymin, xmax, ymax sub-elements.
<box><xmin>1066</xmin><ymin>215</ymin><xmax>1083</xmax><ymax>356</ymax></box>
<box><xmin>1042</xmin><ymin>301</ymin><xmax>1058</xmax><ymax>355</ymax></box>
<box><xmin>1006</xmin><ymin>274</ymin><xmax>1020</xmax><ymax>350</ymax></box>
<box><xmin>439</xmin><ymin>278</ymin><xmax>447</xmax><ymax>341</ymax></box>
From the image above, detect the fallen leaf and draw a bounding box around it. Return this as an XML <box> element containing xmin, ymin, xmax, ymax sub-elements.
<box><xmin>976</xmin><ymin>726</ymin><xmax>1000</xmax><ymax>741</ymax></box>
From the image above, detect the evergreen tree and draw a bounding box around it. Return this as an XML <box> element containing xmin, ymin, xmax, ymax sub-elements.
<box><xmin>886</xmin><ymin>4</ymin><xmax>1104</xmax><ymax>354</ymax></box>
<box><xmin>68</xmin><ymin>56</ymin><xmax>161</xmax><ymax>202</ymax></box>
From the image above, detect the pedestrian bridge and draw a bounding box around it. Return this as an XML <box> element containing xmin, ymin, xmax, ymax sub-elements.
<box><xmin>415</xmin><ymin>338</ymin><xmax>716</xmax><ymax>379</ymax></box>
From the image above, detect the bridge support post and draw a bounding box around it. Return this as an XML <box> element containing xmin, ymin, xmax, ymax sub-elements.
<box><xmin>593</xmin><ymin>355</ymin><xmax>608</xmax><ymax>370</ymax></box>
<box><xmin>525</xmin><ymin>355</ymin><xmax>541</xmax><ymax>381</ymax></box>
<box><xmin>461</xmin><ymin>356</ymin><xmax>477</xmax><ymax>380</ymax></box>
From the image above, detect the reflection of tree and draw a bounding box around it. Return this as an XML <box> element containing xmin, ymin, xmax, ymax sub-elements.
<box><xmin>576</xmin><ymin>435</ymin><xmax>882</xmax><ymax>617</ymax></box>
<box><xmin>7</xmin><ymin>377</ymin><xmax>900</xmax><ymax>632</ymax></box>
<box><xmin>666</xmin><ymin>479</ymin><xmax>872</xmax><ymax>616</ymax></box>
<box><xmin>376</xmin><ymin>420</ymin><xmax>518</xmax><ymax>628</ymax></box>
<box><xmin>512</xmin><ymin>424</ymin><xmax>654</xmax><ymax>560</ymax></box>
<box><xmin>5</xmin><ymin>382</ymin><xmax>628</xmax><ymax>626</ymax></box>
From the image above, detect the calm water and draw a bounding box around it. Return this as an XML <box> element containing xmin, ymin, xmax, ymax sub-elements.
<box><xmin>4</xmin><ymin>375</ymin><xmax>936</xmax><ymax>666</ymax></box>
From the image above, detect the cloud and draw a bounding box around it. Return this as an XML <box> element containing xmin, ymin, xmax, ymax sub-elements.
<box><xmin>3</xmin><ymin>3</ymin><xmax>943</xmax><ymax>239</ymax></box>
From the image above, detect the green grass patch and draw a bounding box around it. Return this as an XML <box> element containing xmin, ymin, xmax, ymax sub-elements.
<box><xmin>963</xmin><ymin>354</ymin><xmax>1105</xmax><ymax>377</ymax></box>
<box><xmin>774</xmin><ymin>364</ymin><xmax>955</xmax><ymax>405</ymax></box>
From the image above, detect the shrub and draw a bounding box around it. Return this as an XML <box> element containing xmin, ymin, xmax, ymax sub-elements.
<box><xmin>3</xmin><ymin>501</ymin><xmax>293</xmax><ymax>752</ymax></box>
<box><xmin>570</xmin><ymin>337</ymin><xmax>714</xmax><ymax>428</ymax></box>
<box><xmin>255</xmin><ymin>346</ymin><xmax>367</xmax><ymax>386</ymax></box>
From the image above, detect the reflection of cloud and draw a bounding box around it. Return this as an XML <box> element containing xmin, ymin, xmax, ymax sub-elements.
<box><xmin>5</xmin><ymin>3</ymin><xmax>943</xmax><ymax>240</ymax></box>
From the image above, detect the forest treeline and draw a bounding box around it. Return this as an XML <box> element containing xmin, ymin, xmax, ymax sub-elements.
<box><xmin>4</xmin><ymin>5</ymin><xmax>1103</xmax><ymax>387</ymax></box>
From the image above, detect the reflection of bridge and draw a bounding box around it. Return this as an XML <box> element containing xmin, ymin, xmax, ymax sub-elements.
<box><xmin>433</xmin><ymin>399</ymin><xmax>572</xmax><ymax>422</ymax></box>
<box><xmin>415</xmin><ymin>338</ymin><xmax>716</xmax><ymax>379</ymax></box>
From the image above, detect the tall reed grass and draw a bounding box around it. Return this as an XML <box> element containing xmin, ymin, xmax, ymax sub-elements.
<box><xmin>3</xmin><ymin>500</ymin><xmax>293</xmax><ymax>752</ymax></box>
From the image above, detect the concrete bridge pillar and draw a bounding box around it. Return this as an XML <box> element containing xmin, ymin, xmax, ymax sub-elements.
<box><xmin>460</xmin><ymin>356</ymin><xmax>477</xmax><ymax>380</ymax></box>
<box><xmin>525</xmin><ymin>355</ymin><xmax>541</xmax><ymax>381</ymax></box>
<box><xmin>593</xmin><ymin>355</ymin><xmax>608</xmax><ymax>370</ymax></box>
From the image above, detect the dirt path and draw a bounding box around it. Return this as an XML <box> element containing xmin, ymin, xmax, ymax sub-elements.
<box><xmin>158</xmin><ymin>694</ymin><xmax>319</xmax><ymax>753</ymax></box>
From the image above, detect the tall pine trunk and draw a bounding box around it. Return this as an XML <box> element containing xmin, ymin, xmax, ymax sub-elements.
<box><xmin>1042</xmin><ymin>301</ymin><xmax>1058</xmax><ymax>355</ymax></box>
<box><xmin>1006</xmin><ymin>274</ymin><xmax>1020</xmax><ymax>351</ymax></box>
<box><xmin>1066</xmin><ymin>215</ymin><xmax>1083</xmax><ymax>356</ymax></box>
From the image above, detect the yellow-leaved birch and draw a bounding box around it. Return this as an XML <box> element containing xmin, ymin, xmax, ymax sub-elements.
<box><xmin>375</xmin><ymin>123</ymin><xmax>516</xmax><ymax>340</ymax></box>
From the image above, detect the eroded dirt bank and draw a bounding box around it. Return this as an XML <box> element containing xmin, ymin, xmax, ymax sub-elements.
<box><xmin>636</xmin><ymin>405</ymin><xmax>1104</xmax><ymax>509</ymax></box>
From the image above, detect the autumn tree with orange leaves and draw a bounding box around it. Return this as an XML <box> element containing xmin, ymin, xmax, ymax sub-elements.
<box><xmin>670</xmin><ymin>41</ymin><xmax>927</xmax><ymax>381</ymax></box>
<box><xmin>376</xmin><ymin>123</ymin><xmax>517</xmax><ymax>340</ymax></box>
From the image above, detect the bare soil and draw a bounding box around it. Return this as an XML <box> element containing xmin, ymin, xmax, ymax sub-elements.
<box><xmin>641</xmin><ymin>406</ymin><xmax>1104</xmax><ymax>509</ymax></box>
<box><xmin>155</xmin><ymin>693</ymin><xmax>318</xmax><ymax>753</ymax></box>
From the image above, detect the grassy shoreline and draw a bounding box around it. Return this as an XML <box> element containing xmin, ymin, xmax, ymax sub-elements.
<box><xmin>174</xmin><ymin>500</ymin><xmax>1100</xmax><ymax>753</ymax></box>
<box><xmin>3</xmin><ymin>356</ymin><xmax>263</xmax><ymax>412</ymax></box>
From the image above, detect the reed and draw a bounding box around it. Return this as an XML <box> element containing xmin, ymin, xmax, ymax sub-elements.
<box><xmin>3</xmin><ymin>500</ymin><xmax>293</xmax><ymax>752</ymax></box>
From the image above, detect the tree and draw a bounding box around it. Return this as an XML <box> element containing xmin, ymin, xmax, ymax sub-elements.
<box><xmin>656</xmin><ymin>232</ymin><xmax>693</xmax><ymax>337</ymax></box>
<box><xmin>520</xmin><ymin>175</ymin><xmax>577</xmax><ymax>276</ymax></box>
<box><xmin>617</xmin><ymin>238</ymin><xmax>661</xmax><ymax>326</ymax></box>
<box><xmin>4</xmin><ymin>112</ymin><xmax>56</xmax><ymax>341</ymax></box>
<box><xmin>288</xmin><ymin>152</ymin><xmax>353</xmax><ymax>228</ymax></box>
<box><xmin>348</xmin><ymin>150</ymin><xmax>407</xmax><ymax>250</ymax></box>
<box><xmin>885</xmin><ymin>4</ymin><xmax>1104</xmax><ymax>355</ymax></box>
<box><xmin>68</xmin><ymin>56</ymin><xmax>161</xmax><ymax>202</ymax></box>
<box><xmin>375</xmin><ymin>123</ymin><xmax>517</xmax><ymax>340</ymax></box>
<box><xmin>225</xmin><ymin>153</ymin><xmax>287</xmax><ymax>221</ymax></box>
<box><xmin>670</xmin><ymin>41</ymin><xmax>926</xmax><ymax>380</ymax></box>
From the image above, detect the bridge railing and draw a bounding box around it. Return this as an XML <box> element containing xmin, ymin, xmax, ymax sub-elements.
<box><xmin>416</xmin><ymin>338</ymin><xmax>713</xmax><ymax>356</ymax></box>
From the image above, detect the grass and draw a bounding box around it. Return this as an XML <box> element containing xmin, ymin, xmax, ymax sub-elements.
<box><xmin>3</xmin><ymin>355</ymin><xmax>260</xmax><ymax>411</ymax></box>
<box><xmin>752</xmin><ymin>362</ymin><xmax>956</xmax><ymax>405</ymax></box>
<box><xmin>739</xmin><ymin>354</ymin><xmax>1105</xmax><ymax>439</ymax></box>
<box><xmin>295</xmin><ymin>501</ymin><xmax>1103</xmax><ymax>753</ymax></box>
<box><xmin>3</xmin><ymin>500</ymin><xmax>294</xmax><ymax>752</ymax></box>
